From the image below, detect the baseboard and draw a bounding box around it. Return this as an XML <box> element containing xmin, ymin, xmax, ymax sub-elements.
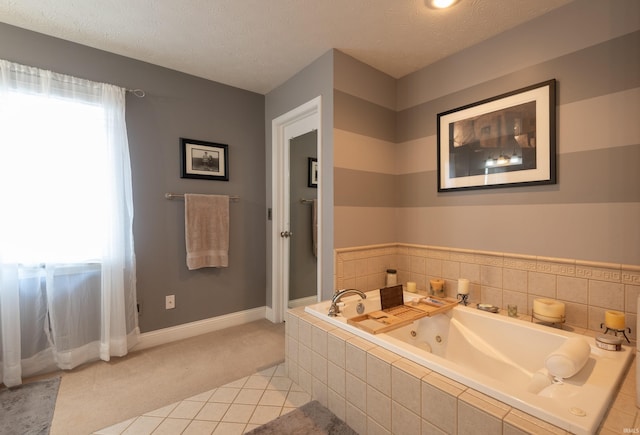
<box><xmin>265</xmin><ymin>306</ymin><xmax>274</xmax><ymax>322</ymax></box>
<box><xmin>288</xmin><ymin>295</ymin><xmax>318</xmax><ymax>308</ymax></box>
<box><xmin>133</xmin><ymin>306</ymin><xmax>266</xmax><ymax>351</ymax></box>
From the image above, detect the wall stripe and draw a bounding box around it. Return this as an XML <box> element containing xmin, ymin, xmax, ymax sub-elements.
<box><xmin>334</xmin><ymin>168</ymin><xmax>396</xmax><ymax>207</ymax></box>
<box><xmin>395</xmin><ymin>203</ymin><xmax>640</xmax><ymax>265</ymax></box>
<box><xmin>333</xmin><ymin>129</ymin><xmax>396</xmax><ymax>174</ymax></box>
<box><xmin>334</xmin><ymin>89</ymin><xmax>396</xmax><ymax>142</ymax></box>
<box><xmin>396</xmin><ymin>31</ymin><xmax>640</xmax><ymax>143</ymax></box>
<box><xmin>334</xmin><ymin>206</ymin><xmax>397</xmax><ymax>249</ymax></box>
<box><xmin>395</xmin><ymin>144</ymin><xmax>640</xmax><ymax>208</ymax></box>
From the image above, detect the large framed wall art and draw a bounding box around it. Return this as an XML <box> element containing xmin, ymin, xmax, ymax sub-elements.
<box><xmin>437</xmin><ymin>79</ymin><xmax>556</xmax><ymax>192</ymax></box>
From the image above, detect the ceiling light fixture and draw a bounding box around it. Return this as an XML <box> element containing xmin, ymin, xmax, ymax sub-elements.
<box><xmin>425</xmin><ymin>0</ymin><xmax>461</xmax><ymax>9</ymax></box>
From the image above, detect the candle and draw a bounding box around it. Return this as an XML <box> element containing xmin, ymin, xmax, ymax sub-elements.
<box><xmin>457</xmin><ymin>278</ymin><xmax>469</xmax><ymax>295</ymax></box>
<box><xmin>406</xmin><ymin>281</ymin><xmax>417</xmax><ymax>293</ymax></box>
<box><xmin>605</xmin><ymin>310</ymin><xmax>625</xmax><ymax>330</ymax></box>
<box><xmin>533</xmin><ymin>298</ymin><xmax>565</xmax><ymax>318</ymax></box>
<box><xmin>429</xmin><ymin>279</ymin><xmax>444</xmax><ymax>296</ymax></box>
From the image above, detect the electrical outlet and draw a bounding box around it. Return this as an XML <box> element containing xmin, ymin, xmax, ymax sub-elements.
<box><xmin>165</xmin><ymin>295</ymin><xmax>175</xmax><ymax>310</ymax></box>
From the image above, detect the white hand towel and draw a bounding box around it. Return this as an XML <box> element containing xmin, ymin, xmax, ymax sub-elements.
<box><xmin>544</xmin><ymin>337</ymin><xmax>591</xmax><ymax>380</ymax></box>
<box><xmin>184</xmin><ymin>194</ymin><xmax>229</xmax><ymax>269</ymax></box>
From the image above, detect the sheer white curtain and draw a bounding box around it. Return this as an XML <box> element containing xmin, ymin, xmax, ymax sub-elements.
<box><xmin>0</xmin><ymin>59</ymin><xmax>139</xmax><ymax>387</ymax></box>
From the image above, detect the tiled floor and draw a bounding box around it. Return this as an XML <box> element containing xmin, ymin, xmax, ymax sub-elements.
<box><xmin>93</xmin><ymin>363</ymin><xmax>310</xmax><ymax>435</ymax></box>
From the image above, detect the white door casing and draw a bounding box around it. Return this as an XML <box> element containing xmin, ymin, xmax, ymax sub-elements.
<box><xmin>270</xmin><ymin>97</ymin><xmax>321</xmax><ymax>323</ymax></box>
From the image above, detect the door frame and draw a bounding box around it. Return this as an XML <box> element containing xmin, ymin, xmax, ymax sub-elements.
<box><xmin>271</xmin><ymin>96</ymin><xmax>322</xmax><ymax>323</ymax></box>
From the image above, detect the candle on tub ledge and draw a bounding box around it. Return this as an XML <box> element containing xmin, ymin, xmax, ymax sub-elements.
<box><xmin>605</xmin><ymin>310</ymin><xmax>625</xmax><ymax>330</ymax></box>
<box><xmin>457</xmin><ymin>278</ymin><xmax>469</xmax><ymax>295</ymax></box>
<box><xmin>533</xmin><ymin>298</ymin><xmax>565</xmax><ymax>320</ymax></box>
<box><xmin>406</xmin><ymin>281</ymin><xmax>417</xmax><ymax>293</ymax></box>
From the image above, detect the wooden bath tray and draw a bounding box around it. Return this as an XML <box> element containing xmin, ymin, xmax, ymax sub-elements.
<box><xmin>411</xmin><ymin>296</ymin><xmax>459</xmax><ymax>317</ymax></box>
<box><xmin>347</xmin><ymin>296</ymin><xmax>458</xmax><ymax>334</ymax></box>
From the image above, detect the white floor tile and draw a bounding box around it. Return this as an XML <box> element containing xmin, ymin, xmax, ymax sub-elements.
<box><xmin>212</xmin><ymin>422</ymin><xmax>246</xmax><ymax>435</ymax></box>
<box><xmin>243</xmin><ymin>375</ymin><xmax>270</xmax><ymax>390</ymax></box>
<box><xmin>168</xmin><ymin>400</ymin><xmax>206</xmax><ymax>419</ymax></box>
<box><xmin>121</xmin><ymin>416</ymin><xmax>164</xmax><ymax>435</ymax></box>
<box><xmin>249</xmin><ymin>405</ymin><xmax>282</xmax><ymax>425</ymax></box>
<box><xmin>285</xmin><ymin>390</ymin><xmax>311</xmax><ymax>407</ymax></box>
<box><xmin>195</xmin><ymin>402</ymin><xmax>230</xmax><ymax>421</ymax></box>
<box><xmin>209</xmin><ymin>387</ymin><xmax>241</xmax><ymax>403</ymax></box>
<box><xmin>182</xmin><ymin>420</ymin><xmax>218</xmax><ymax>435</ymax></box>
<box><xmin>93</xmin><ymin>364</ymin><xmax>307</xmax><ymax>435</ymax></box>
<box><xmin>273</xmin><ymin>364</ymin><xmax>287</xmax><ymax>377</ymax></box>
<box><xmin>222</xmin><ymin>403</ymin><xmax>256</xmax><ymax>423</ymax></box>
<box><xmin>233</xmin><ymin>388</ymin><xmax>264</xmax><ymax>405</ymax></box>
<box><xmin>267</xmin><ymin>376</ymin><xmax>292</xmax><ymax>391</ymax></box>
<box><xmin>151</xmin><ymin>418</ymin><xmax>191</xmax><ymax>434</ymax></box>
<box><xmin>258</xmin><ymin>390</ymin><xmax>287</xmax><ymax>407</ymax></box>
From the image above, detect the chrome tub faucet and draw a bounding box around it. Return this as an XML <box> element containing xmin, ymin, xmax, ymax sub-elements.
<box><xmin>328</xmin><ymin>288</ymin><xmax>367</xmax><ymax>317</ymax></box>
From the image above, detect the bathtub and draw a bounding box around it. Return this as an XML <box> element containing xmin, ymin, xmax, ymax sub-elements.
<box><xmin>304</xmin><ymin>290</ymin><xmax>633</xmax><ymax>435</ymax></box>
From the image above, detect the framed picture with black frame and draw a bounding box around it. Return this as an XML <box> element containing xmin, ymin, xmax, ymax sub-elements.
<box><xmin>308</xmin><ymin>157</ymin><xmax>318</xmax><ymax>188</ymax></box>
<box><xmin>180</xmin><ymin>138</ymin><xmax>229</xmax><ymax>181</ymax></box>
<box><xmin>437</xmin><ymin>79</ymin><xmax>556</xmax><ymax>192</ymax></box>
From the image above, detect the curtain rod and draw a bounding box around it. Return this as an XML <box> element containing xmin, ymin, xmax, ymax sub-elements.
<box><xmin>165</xmin><ymin>193</ymin><xmax>240</xmax><ymax>201</ymax></box>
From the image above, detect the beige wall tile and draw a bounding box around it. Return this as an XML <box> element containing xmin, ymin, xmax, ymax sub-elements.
<box><xmin>346</xmin><ymin>401</ymin><xmax>367</xmax><ymax>435</ymax></box>
<box><xmin>421</xmin><ymin>419</ymin><xmax>448</xmax><ymax>435</ymax></box>
<box><xmin>458</xmin><ymin>399</ymin><xmax>503</xmax><ymax>435</ymax></box>
<box><xmin>367</xmin><ymin>417</ymin><xmax>391</xmax><ymax>435</ymax></box>
<box><xmin>481</xmin><ymin>265</ymin><xmax>503</xmax><ymax>288</ymax></box>
<box><xmin>528</xmin><ymin>272</ymin><xmax>556</xmax><ymax>298</ymax></box>
<box><xmin>367</xmin><ymin>347</ymin><xmax>400</xmax><ymax>396</ymax></box>
<box><xmin>298</xmin><ymin>343</ymin><xmax>312</xmax><ymax>372</ymax></box>
<box><xmin>327</xmin><ymin>388</ymin><xmax>346</xmax><ymax>422</ymax></box>
<box><xmin>312</xmin><ymin>351</ymin><xmax>327</xmax><ymax>385</ymax></box>
<box><xmin>392</xmin><ymin>360</ymin><xmax>428</xmax><ymax>415</ymax></box>
<box><xmin>345</xmin><ymin>373</ymin><xmax>366</xmax><ymax>411</ymax></box>
<box><xmin>346</xmin><ymin>338</ymin><xmax>375</xmax><ymax>379</ymax></box>
<box><xmin>421</xmin><ymin>373</ymin><xmax>465</xmax><ymax>434</ymax></box>
<box><xmin>328</xmin><ymin>361</ymin><xmax>345</xmax><ymax>397</ymax></box>
<box><xmin>392</xmin><ymin>401</ymin><xmax>421</xmax><ymax>435</ymax></box>
<box><xmin>311</xmin><ymin>377</ymin><xmax>328</xmax><ymax>406</ymax></box>
<box><xmin>460</xmin><ymin>262</ymin><xmax>481</xmax><ymax>283</ymax></box>
<box><xmin>557</xmin><ymin>275</ymin><xmax>588</xmax><ymax>304</ymax></box>
<box><xmin>327</xmin><ymin>329</ymin><xmax>353</xmax><ymax>368</ymax></box>
<box><xmin>625</xmin><ymin>284</ymin><xmax>640</xmax><ymax>313</ymax></box>
<box><xmin>482</xmin><ymin>286</ymin><xmax>502</xmax><ymax>308</ymax></box>
<box><xmin>367</xmin><ymin>385</ymin><xmax>391</xmax><ymax>430</ymax></box>
<box><xmin>311</xmin><ymin>324</ymin><xmax>330</xmax><ymax>357</ymax></box>
<box><xmin>589</xmin><ymin>280</ymin><xmax>624</xmax><ymax>310</ymax></box>
<box><xmin>442</xmin><ymin>260</ymin><xmax>460</xmax><ymax>280</ymax></box>
<box><xmin>503</xmin><ymin>268</ymin><xmax>528</xmax><ymax>292</ymax></box>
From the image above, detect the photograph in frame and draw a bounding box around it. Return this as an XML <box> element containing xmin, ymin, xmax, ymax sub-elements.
<box><xmin>180</xmin><ymin>138</ymin><xmax>229</xmax><ymax>181</ymax></box>
<box><xmin>437</xmin><ymin>79</ymin><xmax>556</xmax><ymax>192</ymax></box>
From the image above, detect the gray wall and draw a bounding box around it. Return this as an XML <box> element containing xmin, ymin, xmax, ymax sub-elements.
<box><xmin>333</xmin><ymin>1</ymin><xmax>640</xmax><ymax>267</ymax></box>
<box><xmin>0</xmin><ymin>23</ymin><xmax>267</xmax><ymax>332</ymax></box>
<box><xmin>265</xmin><ymin>50</ymin><xmax>335</xmax><ymax>302</ymax></box>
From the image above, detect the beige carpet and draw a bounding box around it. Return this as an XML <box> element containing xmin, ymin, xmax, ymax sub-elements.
<box><xmin>38</xmin><ymin>319</ymin><xmax>285</xmax><ymax>435</ymax></box>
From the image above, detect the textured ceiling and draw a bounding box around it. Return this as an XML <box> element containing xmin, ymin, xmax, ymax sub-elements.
<box><xmin>0</xmin><ymin>0</ymin><xmax>572</xmax><ymax>94</ymax></box>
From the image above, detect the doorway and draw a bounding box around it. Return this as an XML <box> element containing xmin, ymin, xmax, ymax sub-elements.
<box><xmin>271</xmin><ymin>97</ymin><xmax>321</xmax><ymax>323</ymax></box>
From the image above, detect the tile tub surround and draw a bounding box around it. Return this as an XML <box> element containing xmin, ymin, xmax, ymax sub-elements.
<box><xmin>285</xmin><ymin>307</ymin><xmax>638</xmax><ymax>435</ymax></box>
<box><xmin>335</xmin><ymin>244</ymin><xmax>640</xmax><ymax>341</ymax></box>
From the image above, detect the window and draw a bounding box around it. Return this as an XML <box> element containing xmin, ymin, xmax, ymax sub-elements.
<box><xmin>0</xmin><ymin>59</ymin><xmax>138</xmax><ymax>387</ymax></box>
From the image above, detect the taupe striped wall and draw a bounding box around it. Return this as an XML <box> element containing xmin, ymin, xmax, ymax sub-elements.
<box><xmin>333</xmin><ymin>1</ymin><xmax>640</xmax><ymax>266</ymax></box>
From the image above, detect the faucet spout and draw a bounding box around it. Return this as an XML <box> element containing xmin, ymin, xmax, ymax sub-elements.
<box><xmin>328</xmin><ymin>288</ymin><xmax>367</xmax><ymax>317</ymax></box>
